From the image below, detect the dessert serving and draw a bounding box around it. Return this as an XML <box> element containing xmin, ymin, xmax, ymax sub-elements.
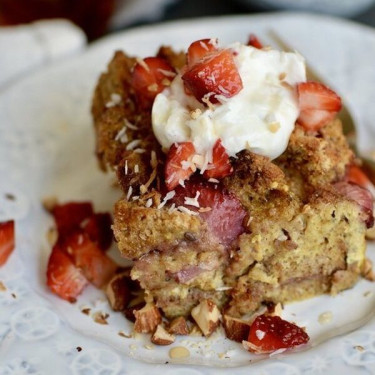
<box><xmin>43</xmin><ymin>34</ymin><xmax>374</xmax><ymax>354</ymax></box>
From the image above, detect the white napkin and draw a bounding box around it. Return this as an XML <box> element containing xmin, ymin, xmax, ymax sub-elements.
<box><xmin>0</xmin><ymin>19</ymin><xmax>86</xmax><ymax>90</ymax></box>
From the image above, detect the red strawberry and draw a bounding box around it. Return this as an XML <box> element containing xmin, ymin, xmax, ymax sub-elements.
<box><xmin>245</xmin><ymin>315</ymin><xmax>309</xmax><ymax>354</ymax></box>
<box><xmin>0</xmin><ymin>221</ymin><xmax>15</xmax><ymax>266</ymax></box>
<box><xmin>334</xmin><ymin>181</ymin><xmax>374</xmax><ymax>228</ymax></box>
<box><xmin>182</xmin><ymin>49</ymin><xmax>243</xmax><ymax>104</ymax></box>
<box><xmin>64</xmin><ymin>232</ymin><xmax>117</xmax><ymax>288</ymax></box>
<box><xmin>82</xmin><ymin>213</ymin><xmax>113</xmax><ymax>251</ymax></box>
<box><xmin>53</xmin><ymin>202</ymin><xmax>93</xmax><ymax>237</ymax></box>
<box><xmin>247</xmin><ymin>34</ymin><xmax>263</xmax><ymax>49</ymax></box>
<box><xmin>203</xmin><ymin>139</ymin><xmax>232</xmax><ymax>179</ymax></box>
<box><xmin>346</xmin><ymin>165</ymin><xmax>371</xmax><ymax>188</ymax></box>
<box><xmin>297</xmin><ymin>82</ymin><xmax>342</xmax><ymax>131</ymax></box>
<box><xmin>172</xmin><ymin>180</ymin><xmax>246</xmax><ymax>245</ymax></box>
<box><xmin>46</xmin><ymin>245</ymin><xmax>88</xmax><ymax>302</ymax></box>
<box><xmin>165</xmin><ymin>142</ymin><xmax>196</xmax><ymax>191</ymax></box>
<box><xmin>131</xmin><ymin>57</ymin><xmax>175</xmax><ymax>109</ymax></box>
<box><xmin>187</xmin><ymin>38</ymin><xmax>218</xmax><ymax>67</ymax></box>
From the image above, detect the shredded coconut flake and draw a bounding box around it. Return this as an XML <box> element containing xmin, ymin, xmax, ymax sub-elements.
<box><xmin>115</xmin><ymin>127</ymin><xmax>128</xmax><ymax>143</ymax></box>
<box><xmin>134</xmin><ymin>148</ymin><xmax>146</xmax><ymax>154</ymax></box>
<box><xmin>105</xmin><ymin>93</ymin><xmax>122</xmax><ymax>108</ymax></box>
<box><xmin>157</xmin><ymin>190</ymin><xmax>176</xmax><ymax>209</ymax></box>
<box><xmin>145</xmin><ymin>198</ymin><xmax>153</xmax><ymax>208</ymax></box>
<box><xmin>132</xmin><ymin>196</ymin><xmax>139</xmax><ymax>201</ymax></box>
<box><xmin>150</xmin><ymin>151</ymin><xmax>157</xmax><ymax>168</ymax></box>
<box><xmin>218</xmin><ymin>85</ymin><xmax>230</xmax><ymax>95</ymax></box>
<box><xmin>179</xmin><ymin>179</ymin><xmax>185</xmax><ymax>187</ymax></box>
<box><xmin>177</xmin><ymin>206</ymin><xmax>199</xmax><ymax>216</ymax></box>
<box><xmin>208</xmin><ymin>178</ymin><xmax>219</xmax><ymax>183</ymax></box>
<box><xmin>124</xmin><ymin>118</ymin><xmax>138</xmax><ymax>130</ymax></box>
<box><xmin>136</xmin><ymin>58</ymin><xmax>150</xmax><ymax>72</ymax></box>
<box><xmin>157</xmin><ymin>68</ymin><xmax>176</xmax><ymax>78</ymax></box>
<box><xmin>184</xmin><ymin>191</ymin><xmax>200</xmax><ymax>208</ymax></box>
<box><xmin>124</xmin><ymin>160</ymin><xmax>128</xmax><ymax>175</ymax></box>
<box><xmin>168</xmin><ymin>203</ymin><xmax>176</xmax><ymax>213</ymax></box>
<box><xmin>134</xmin><ymin>164</ymin><xmax>139</xmax><ymax>173</ymax></box>
<box><xmin>126</xmin><ymin>140</ymin><xmax>141</xmax><ymax>150</ymax></box>
<box><xmin>126</xmin><ymin>186</ymin><xmax>133</xmax><ymax>201</ymax></box>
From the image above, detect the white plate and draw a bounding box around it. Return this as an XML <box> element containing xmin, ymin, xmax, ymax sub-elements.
<box><xmin>1</xmin><ymin>12</ymin><xmax>375</xmax><ymax>375</ymax></box>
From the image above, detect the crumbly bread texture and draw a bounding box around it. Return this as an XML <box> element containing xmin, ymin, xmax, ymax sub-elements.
<box><xmin>92</xmin><ymin>48</ymin><xmax>369</xmax><ymax>320</ymax></box>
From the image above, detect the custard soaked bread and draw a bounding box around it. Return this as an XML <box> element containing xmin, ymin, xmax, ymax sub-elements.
<box><xmin>92</xmin><ymin>38</ymin><xmax>373</xmax><ymax>321</ymax></box>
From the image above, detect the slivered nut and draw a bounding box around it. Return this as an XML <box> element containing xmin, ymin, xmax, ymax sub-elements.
<box><xmin>169</xmin><ymin>346</ymin><xmax>190</xmax><ymax>359</ymax></box>
<box><xmin>191</xmin><ymin>299</ymin><xmax>221</xmax><ymax>337</ymax></box>
<box><xmin>151</xmin><ymin>325</ymin><xmax>175</xmax><ymax>345</ymax></box>
<box><xmin>168</xmin><ymin>316</ymin><xmax>189</xmax><ymax>335</ymax></box>
<box><xmin>134</xmin><ymin>303</ymin><xmax>161</xmax><ymax>333</ymax></box>
<box><xmin>223</xmin><ymin>315</ymin><xmax>252</xmax><ymax>343</ymax></box>
<box><xmin>106</xmin><ymin>272</ymin><xmax>131</xmax><ymax>311</ymax></box>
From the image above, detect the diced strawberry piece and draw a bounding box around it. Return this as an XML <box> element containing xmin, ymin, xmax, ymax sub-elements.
<box><xmin>203</xmin><ymin>139</ymin><xmax>232</xmax><ymax>179</ymax></box>
<box><xmin>53</xmin><ymin>202</ymin><xmax>93</xmax><ymax>237</ymax></box>
<box><xmin>297</xmin><ymin>109</ymin><xmax>336</xmax><ymax>132</ymax></box>
<box><xmin>246</xmin><ymin>315</ymin><xmax>309</xmax><ymax>354</ymax></box>
<box><xmin>182</xmin><ymin>49</ymin><xmax>243</xmax><ymax>104</ymax></box>
<box><xmin>172</xmin><ymin>180</ymin><xmax>246</xmax><ymax>245</ymax></box>
<box><xmin>334</xmin><ymin>181</ymin><xmax>374</xmax><ymax>228</ymax></box>
<box><xmin>247</xmin><ymin>34</ymin><xmax>263</xmax><ymax>49</ymax></box>
<box><xmin>0</xmin><ymin>221</ymin><xmax>15</xmax><ymax>266</ymax></box>
<box><xmin>46</xmin><ymin>245</ymin><xmax>88</xmax><ymax>302</ymax></box>
<box><xmin>346</xmin><ymin>165</ymin><xmax>371</xmax><ymax>188</ymax></box>
<box><xmin>131</xmin><ymin>57</ymin><xmax>175</xmax><ymax>109</ymax></box>
<box><xmin>64</xmin><ymin>232</ymin><xmax>117</xmax><ymax>288</ymax></box>
<box><xmin>187</xmin><ymin>38</ymin><xmax>218</xmax><ymax>67</ymax></box>
<box><xmin>297</xmin><ymin>82</ymin><xmax>342</xmax><ymax>131</ymax></box>
<box><xmin>82</xmin><ymin>213</ymin><xmax>113</xmax><ymax>251</ymax></box>
<box><xmin>165</xmin><ymin>142</ymin><xmax>196</xmax><ymax>191</ymax></box>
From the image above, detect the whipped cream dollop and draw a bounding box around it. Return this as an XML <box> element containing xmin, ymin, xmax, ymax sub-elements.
<box><xmin>152</xmin><ymin>42</ymin><xmax>306</xmax><ymax>160</ymax></box>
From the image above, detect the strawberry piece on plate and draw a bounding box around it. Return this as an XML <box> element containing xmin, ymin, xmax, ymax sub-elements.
<box><xmin>82</xmin><ymin>213</ymin><xmax>113</xmax><ymax>251</ymax></box>
<box><xmin>297</xmin><ymin>82</ymin><xmax>342</xmax><ymax>131</ymax></box>
<box><xmin>244</xmin><ymin>315</ymin><xmax>309</xmax><ymax>354</ymax></box>
<box><xmin>334</xmin><ymin>181</ymin><xmax>374</xmax><ymax>228</ymax></box>
<box><xmin>64</xmin><ymin>232</ymin><xmax>117</xmax><ymax>288</ymax></box>
<box><xmin>47</xmin><ymin>244</ymin><xmax>88</xmax><ymax>302</ymax></box>
<box><xmin>182</xmin><ymin>49</ymin><xmax>243</xmax><ymax>104</ymax></box>
<box><xmin>53</xmin><ymin>202</ymin><xmax>93</xmax><ymax>237</ymax></box>
<box><xmin>0</xmin><ymin>220</ymin><xmax>15</xmax><ymax>266</ymax></box>
<box><xmin>247</xmin><ymin>34</ymin><xmax>263</xmax><ymax>49</ymax></box>
<box><xmin>165</xmin><ymin>142</ymin><xmax>196</xmax><ymax>190</ymax></box>
<box><xmin>131</xmin><ymin>57</ymin><xmax>175</xmax><ymax>109</ymax></box>
<box><xmin>173</xmin><ymin>180</ymin><xmax>246</xmax><ymax>245</ymax></box>
<box><xmin>187</xmin><ymin>38</ymin><xmax>218</xmax><ymax>67</ymax></box>
<box><xmin>204</xmin><ymin>139</ymin><xmax>233</xmax><ymax>179</ymax></box>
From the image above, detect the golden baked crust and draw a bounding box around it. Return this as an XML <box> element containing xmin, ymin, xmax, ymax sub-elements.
<box><xmin>92</xmin><ymin>47</ymin><xmax>370</xmax><ymax>320</ymax></box>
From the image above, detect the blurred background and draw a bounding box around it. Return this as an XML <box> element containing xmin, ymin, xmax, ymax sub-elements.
<box><xmin>1</xmin><ymin>0</ymin><xmax>375</xmax><ymax>88</ymax></box>
<box><xmin>1</xmin><ymin>0</ymin><xmax>375</xmax><ymax>41</ymax></box>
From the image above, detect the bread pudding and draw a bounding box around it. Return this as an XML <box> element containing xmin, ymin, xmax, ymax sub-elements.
<box><xmin>91</xmin><ymin>36</ymin><xmax>374</xmax><ymax>338</ymax></box>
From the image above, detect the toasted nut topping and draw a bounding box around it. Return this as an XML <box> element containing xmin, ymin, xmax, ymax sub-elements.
<box><xmin>168</xmin><ymin>316</ymin><xmax>189</xmax><ymax>335</ymax></box>
<box><xmin>92</xmin><ymin>311</ymin><xmax>109</xmax><ymax>325</ymax></box>
<box><xmin>366</xmin><ymin>225</ymin><xmax>375</xmax><ymax>240</ymax></box>
<box><xmin>151</xmin><ymin>325</ymin><xmax>175</xmax><ymax>346</ymax></box>
<box><xmin>191</xmin><ymin>299</ymin><xmax>221</xmax><ymax>337</ymax></box>
<box><xmin>362</xmin><ymin>258</ymin><xmax>375</xmax><ymax>281</ymax></box>
<box><xmin>169</xmin><ymin>346</ymin><xmax>190</xmax><ymax>359</ymax></box>
<box><xmin>106</xmin><ymin>272</ymin><xmax>131</xmax><ymax>311</ymax></box>
<box><xmin>46</xmin><ymin>227</ymin><xmax>58</xmax><ymax>246</ymax></box>
<box><xmin>223</xmin><ymin>315</ymin><xmax>252</xmax><ymax>343</ymax></box>
<box><xmin>42</xmin><ymin>196</ymin><xmax>58</xmax><ymax>212</ymax></box>
<box><xmin>0</xmin><ymin>281</ymin><xmax>6</xmax><ymax>292</ymax></box>
<box><xmin>134</xmin><ymin>303</ymin><xmax>161</xmax><ymax>333</ymax></box>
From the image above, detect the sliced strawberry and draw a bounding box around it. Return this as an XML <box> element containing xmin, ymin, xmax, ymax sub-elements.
<box><xmin>172</xmin><ymin>180</ymin><xmax>246</xmax><ymax>245</ymax></box>
<box><xmin>182</xmin><ymin>49</ymin><xmax>243</xmax><ymax>104</ymax></box>
<box><xmin>0</xmin><ymin>221</ymin><xmax>15</xmax><ymax>266</ymax></box>
<box><xmin>245</xmin><ymin>315</ymin><xmax>309</xmax><ymax>354</ymax></box>
<box><xmin>297</xmin><ymin>109</ymin><xmax>336</xmax><ymax>132</ymax></box>
<box><xmin>203</xmin><ymin>139</ymin><xmax>232</xmax><ymax>179</ymax></box>
<box><xmin>187</xmin><ymin>38</ymin><xmax>218</xmax><ymax>67</ymax></box>
<box><xmin>247</xmin><ymin>34</ymin><xmax>263</xmax><ymax>49</ymax></box>
<box><xmin>334</xmin><ymin>181</ymin><xmax>374</xmax><ymax>228</ymax></box>
<box><xmin>165</xmin><ymin>142</ymin><xmax>196</xmax><ymax>191</ymax></box>
<box><xmin>53</xmin><ymin>202</ymin><xmax>93</xmax><ymax>237</ymax></box>
<box><xmin>346</xmin><ymin>165</ymin><xmax>371</xmax><ymax>188</ymax></box>
<box><xmin>82</xmin><ymin>213</ymin><xmax>113</xmax><ymax>251</ymax></box>
<box><xmin>46</xmin><ymin>244</ymin><xmax>88</xmax><ymax>302</ymax></box>
<box><xmin>64</xmin><ymin>232</ymin><xmax>117</xmax><ymax>288</ymax></box>
<box><xmin>297</xmin><ymin>82</ymin><xmax>342</xmax><ymax>131</ymax></box>
<box><xmin>131</xmin><ymin>57</ymin><xmax>175</xmax><ymax>109</ymax></box>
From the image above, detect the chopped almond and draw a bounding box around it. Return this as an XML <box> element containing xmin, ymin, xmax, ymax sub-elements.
<box><xmin>151</xmin><ymin>324</ymin><xmax>175</xmax><ymax>345</ymax></box>
<box><xmin>105</xmin><ymin>272</ymin><xmax>131</xmax><ymax>311</ymax></box>
<box><xmin>168</xmin><ymin>316</ymin><xmax>189</xmax><ymax>335</ymax></box>
<box><xmin>134</xmin><ymin>303</ymin><xmax>162</xmax><ymax>333</ymax></box>
<box><xmin>223</xmin><ymin>315</ymin><xmax>252</xmax><ymax>343</ymax></box>
<box><xmin>191</xmin><ymin>299</ymin><xmax>221</xmax><ymax>337</ymax></box>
